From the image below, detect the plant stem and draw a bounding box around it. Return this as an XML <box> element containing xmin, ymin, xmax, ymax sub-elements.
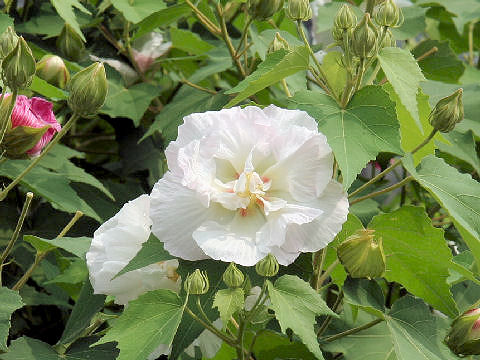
<box><xmin>317</xmin><ymin>290</ymin><xmax>344</xmax><ymax>337</ymax></box>
<box><xmin>316</xmin><ymin>259</ymin><xmax>340</xmax><ymax>288</ymax></box>
<box><xmin>235</xmin><ymin>17</ymin><xmax>253</xmax><ymax>53</ymax></box>
<box><xmin>468</xmin><ymin>21</ymin><xmax>477</xmax><ymax>66</ymax></box>
<box><xmin>350</xmin><ymin>176</ymin><xmax>413</xmax><ymax>205</ymax></box>
<box><xmin>348</xmin><ymin>129</ymin><xmax>437</xmax><ymax>199</ymax></box>
<box><xmin>181</xmin><ymin>79</ymin><xmax>217</xmax><ymax>95</ymax></box>
<box><xmin>281</xmin><ymin>79</ymin><xmax>292</xmax><ymax>97</ymax></box>
<box><xmin>0</xmin><ymin>113</ymin><xmax>79</xmax><ymax>201</ymax></box>
<box><xmin>416</xmin><ymin>46</ymin><xmax>438</xmax><ymax>62</ymax></box>
<box><xmin>311</xmin><ymin>249</ymin><xmax>327</xmax><ymax>291</ymax></box>
<box><xmin>185</xmin><ymin>0</ymin><xmax>221</xmax><ymax>36</ymax></box>
<box><xmin>0</xmin><ymin>192</ymin><xmax>33</xmax><ymax>285</ymax></box>
<box><xmin>322</xmin><ymin>318</ymin><xmax>384</xmax><ymax>342</ymax></box>
<box><xmin>12</xmin><ymin>211</ymin><xmax>83</xmax><ymax>291</ymax></box>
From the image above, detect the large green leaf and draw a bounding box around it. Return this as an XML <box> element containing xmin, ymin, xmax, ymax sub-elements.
<box><xmin>289</xmin><ymin>86</ymin><xmax>403</xmax><ymax>190</ymax></box>
<box><xmin>343</xmin><ymin>278</ymin><xmax>385</xmax><ymax>318</ymax></box>
<box><xmin>436</xmin><ymin>130</ymin><xmax>480</xmax><ymax>174</ymax></box>
<box><xmin>101</xmin><ymin>82</ymin><xmax>160</xmax><ymax>127</ymax></box>
<box><xmin>213</xmin><ymin>288</ymin><xmax>245</xmax><ymax>326</ymax></box>
<box><xmin>252</xmin><ymin>330</ymin><xmax>315</xmax><ymax>360</ymax></box>
<box><xmin>369</xmin><ymin>206</ymin><xmax>458</xmax><ymax>318</ymax></box>
<box><xmin>268</xmin><ymin>275</ymin><xmax>337</xmax><ymax>359</ymax></box>
<box><xmin>404</xmin><ymin>155</ymin><xmax>480</xmax><ymax>267</ymax></box>
<box><xmin>377</xmin><ymin>47</ymin><xmax>426</xmax><ymax>130</ymax></box>
<box><xmin>226</xmin><ymin>46</ymin><xmax>310</xmax><ymax>107</ymax></box>
<box><xmin>50</xmin><ymin>0</ymin><xmax>90</xmax><ymax>41</ymax></box>
<box><xmin>171</xmin><ymin>28</ymin><xmax>214</xmax><ymax>55</ymax></box>
<box><xmin>111</xmin><ymin>0</ymin><xmax>166</xmax><ymax>23</ymax></box>
<box><xmin>417</xmin><ymin>0</ymin><xmax>480</xmax><ymax>32</ymax></box>
<box><xmin>0</xmin><ymin>287</ymin><xmax>23</xmax><ymax>351</ymax></box>
<box><xmin>95</xmin><ymin>289</ymin><xmax>186</xmax><ymax>360</ymax></box>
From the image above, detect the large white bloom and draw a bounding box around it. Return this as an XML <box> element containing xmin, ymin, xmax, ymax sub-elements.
<box><xmin>86</xmin><ymin>194</ymin><xmax>180</xmax><ymax>305</ymax></box>
<box><xmin>150</xmin><ymin>105</ymin><xmax>349</xmax><ymax>266</ymax></box>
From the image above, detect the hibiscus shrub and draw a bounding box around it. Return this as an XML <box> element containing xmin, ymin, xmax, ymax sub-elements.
<box><xmin>1</xmin><ymin>0</ymin><xmax>480</xmax><ymax>359</ymax></box>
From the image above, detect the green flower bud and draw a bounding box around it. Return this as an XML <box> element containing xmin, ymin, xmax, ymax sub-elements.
<box><xmin>36</xmin><ymin>55</ymin><xmax>70</xmax><ymax>89</ymax></box>
<box><xmin>374</xmin><ymin>0</ymin><xmax>404</xmax><ymax>28</ymax></box>
<box><xmin>248</xmin><ymin>0</ymin><xmax>284</xmax><ymax>21</ymax></box>
<box><xmin>2</xmin><ymin>37</ymin><xmax>36</xmax><ymax>90</ymax></box>
<box><xmin>184</xmin><ymin>269</ymin><xmax>210</xmax><ymax>295</ymax></box>
<box><xmin>255</xmin><ymin>254</ymin><xmax>279</xmax><ymax>277</ymax></box>
<box><xmin>351</xmin><ymin>13</ymin><xmax>378</xmax><ymax>59</ymax></box>
<box><xmin>56</xmin><ymin>24</ymin><xmax>85</xmax><ymax>62</ymax></box>
<box><xmin>0</xmin><ymin>26</ymin><xmax>19</xmax><ymax>60</ymax></box>
<box><xmin>68</xmin><ymin>62</ymin><xmax>108</xmax><ymax>116</ymax></box>
<box><xmin>268</xmin><ymin>32</ymin><xmax>290</xmax><ymax>54</ymax></box>
<box><xmin>445</xmin><ymin>308</ymin><xmax>480</xmax><ymax>355</ymax></box>
<box><xmin>380</xmin><ymin>29</ymin><xmax>395</xmax><ymax>48</ymax></box>
<box><xmin>223</xmin><ymin>263</ymin><xmax>245</xmax><ymax>288</ymax></box>
<box><xmin>429</xmin><ymin>88</ymin><xmax>464</xmax><ymax>133</ymax></box>
<box><xmin>334</xmin><ymin>4</ymin><xmax>357</xmax><ymax>30</ymax></box>
<box><xmin>287</xmin><ymin>0</ymin><xmax>312</xmax><ymax>21</ymax></box>
<box><xmin>337</xmin><ymin>229</ymin><xmax>386</xmax><ymax>279</ymax></box>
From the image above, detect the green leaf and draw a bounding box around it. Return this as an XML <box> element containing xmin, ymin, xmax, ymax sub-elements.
<box><xmin>268</xmin><ymin>275</ymin><xmax>336</xmax><ymax>359</ymax></box>
<box><xmin>135</xmin><ymin>4</ymin><xmax>191</xmax><ymax>39</ymax></box>
<box><xmin>404</xmin><ymin>155</ymin><xmax>480</xmax><ymax>267</ymax></box>
<box><xmin>289</xmin><ymin>86</ymin><xmax>403</xmax><ymax>190</ymax></box>
<box><xmin>320</xmin><ymin>52</ymin><xmax>347</xmax><ymax>100</ymax></box>
<box><xmin>101</xmin><ymin>82</ymin><xmax>160</xmax><ymax>127</ymax></box>
<box><xmin>413</xmin><ymin>40</ymin><xmax>465</xmax><ymax>84</ymax></box>
<box><xmin>29</xmin><ymin>76</ymin><xmax>68</xmax><ymax>101</ymax></box>
<box><xmin>111</xmin><ymin>0</ymin><xmax>166</xmax><ymax>23</ymax></box>
<box><xmin>45</xmin><ymin>258</ymin><xmax>88</xmax><ymax>285</ymax></box>
<box><xmin>391</xmin><ymin>5</ymin><xmax>427</xmax><ymax>40</ymax></box>
<box><xmin>377</xmin><ymin>47</ymin><xmax>426</xmax><ymax>130</ymax></box>
<box><xmin>95</xmin><ymin>289</ymin><xmax>186</xmax><ymax>360</ymax></box>
<box><xmin>369</xmin><ymin>206</ymin><xmax>458</xmax><ymax>318</ymax></box>
<box><xmin>226</xmin><ymin>46</ymin><xmax>310</xmax><ymax>107</ymax></box>
<box><xmin>171</xmin><ymin>28</ymin><xmax>214</xmax><ymax>55</ymax></box>
<box><xmin>436</xmin><ymin>130</ymin><xmax>480</xmax><ymax>174</ymax></box>
<box><xmin>417</xmin><ymin>0</ymin><xmax>480</xmax><ymax>32</ymax></box>
<box><xmin>249</xmin><ymin>29</ymin><xmax>303</xmax><ymax>61</ymax></box>
<box><xmin>58</xmin><ymin>278</ymin><xmax>106</xmax><ymax>346</ymax></box>
<box><xmin>50</xmin><ymin>0</ymin><xmax>90</xmax><ymax>41</ymax></box>
<box><xmin>24</xmin><ymin>235</ymin><xmax>92</xmax><ymax>259</ymax></box>
<box><xmin>114</xmin><ymin>233</ymin><xmax>174</xmax><ymax>278</ymax></box>
<box><xmin>142</xmin><ymin>87</ymin><xmax>229</xmax><ymax>143</ymax></box>
<box><xmin>0</xmin><ymin>287</ymin><xmax>23</xmax><ymax>351</ymax></box>
<box><xmin>252</xmin><ymin>330</ymin><xmax>315</xmax><ymax>360</ymax></box>
<box><xmin>0</xmin><ymin>14</ymin><xmax>13</xmax><ymax>35</ymax></box>
<box><xmin>343</xmin><ymin>278</ymin><xmax>385</xmax><ymax>318</ymax></box>
<box><xmin>213</xmin><ymin>288</ymin><xmax>245</xmax><ymax>325</ymax></box>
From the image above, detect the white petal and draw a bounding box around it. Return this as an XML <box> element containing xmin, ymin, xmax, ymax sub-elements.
<box><xmin>150</xmin><ymin>172</ymin><xmax>231</xmax><ymax>260</ymax></box>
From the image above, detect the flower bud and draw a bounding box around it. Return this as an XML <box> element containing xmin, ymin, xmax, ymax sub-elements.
<box><xmin>223</xmin><ymin>263</ymin><xmax>245</xmax><ymax>288</ymax></box>
<box><xmin>351</xmin><ymin>13</ymin><xmax>378</xmax><ymax>59</ymax></box>
<box><xmin>334</xmin><ymin>4</ymin><xmax>357</xmax><ymax>30</ymax></box>
<box><xmin>374</xmin><ymin>0</ymin><xmax>403</xmax><ymax>28</ymax></box>
<box><xmin>287</xmin><ymin>0</ymin><xmax>312</xmax><ymax>21</ymax></box>
<box><xmin>56</xmin><ymin>24</ymin><xmax>85</xmax><ymax>62</ymax></box>
<box><xmin>0</xmin><ymin>26</ymin><xmax>19</xmax><ymax>61</ymax></box>
<box><xmin>268</xmin><ymin>32</ymin><xmax>290</xmax><ymax>54</ymax></box>
<box><xmin>380</xmin><ymin>29</ymin><xmax>395</xmax><ymax>48</ymax></box>
<box><xmin>255</xmin><ymin>254</ymin><xmax>279</xmax><ymax>277</ymax></box>
<box><xmin>2</xmin><ymin>37</ymin><xmax>36</xmax><ymax>90</ymax></box>
<box><xmin>36</xmin><ymin>55</ymin><xmax>70</xmax><ymax>89</ymax></box>
<box><xmin>68</xmin><ymin>62</ymin><xmax>108</xmax><ymax>116</ymax></box>
<box><xmin>445</xmin><ymin>308</ymin><xmax>480</xmax><ymax>355</ymax></box>
<box><xmin>337</xmin><ymin>229</ymin><xmax>385</xmax><ymax>279</ymax></box>
<box><xmin>248</xmin><ymin>0</ymin><xmax>284</xmax><ymax>21</ymax></box>
<box><xmin>429</xmin><ymin>88</ymin><xmax>464</xmax><ymax>133</ymax></box>
<box><xmin>184</xmin><ymin>269</ymin><xmax>209</xmax><ymax>295</ymax></box>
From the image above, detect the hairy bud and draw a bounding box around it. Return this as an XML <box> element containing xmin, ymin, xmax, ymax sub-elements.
<box><xmin>255</xmin><ymin>254</ymin><xmax>279</xmax><ymax>277</ymax></box>
<box><xmin>68</xmin><ymin>62</ymin><xmax>108</xmax><ymax>116</ymax></box>
<box><xmin>2</xmin><ymin>37</ymin><xmax>36</xmax><ymax>90</ymax></box>
<box><xmin>374</xmin><ymin>0</ymin><xmax>404</xmax><ymax>28</ymax></box>
<box><xmin>337</xmin><ymin>229</ymin><xmax>386</xmax><ymax>279</ymax></box>
<box><xmin>429</xmin><ymin>88</ymin><xmax>464</xmax><ymax>133</ymax></box>
<box><xmin>0</xmin><ymin>26</ymin><xmax>19</xmax><ymax>60</ymax></box>
<box><xmin>223</xmin><ymin>263</ymin><xmax>245</xmax><ymax>288</ymax></box>
<box><xmin>36</xmin><ymin>55</ymin><xmax>70</xmax><ymax>89</ymax></box>
<box><xmin>184</xmin><ymin>269</ymin><xmax>209</xmax><ymax>295</ymax></box>
<box><xmin>351</xmin><ymin>13</ymin><xmax>378</xmax><ymax>59</ymax></box>
<box><xmin>287</xmin><ymin>0</ymin><xmax>312</xmax><ymax>21</ymax></box>
<box><xmin>57</xmin><ymin>24</ymin><xmax>85</xmax><ymax>62</ymax></box>
<box><xmin>445</xmin><ymin>308</ymin><xmax>480</xmax><ymax>355</ymax></box>
<box><xmin>248</xmin><ymin>0</ymin><xmax>284</xmax><ymax>20</ymax></box>
<box><xmin>268</xmin><ymin>32</ymin><xmax>290</xmax><ymax>53</ymax></box>
<box><xmin>334</xmin><ymin>4</ymin><xmax>357</xmax><ymax>30</ymax></box>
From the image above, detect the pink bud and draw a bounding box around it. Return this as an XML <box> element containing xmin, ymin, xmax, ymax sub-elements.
<box><xmin>9</xmin><ymin>95</ymin><xmax>61</xmax><ymax>156</ymax></box>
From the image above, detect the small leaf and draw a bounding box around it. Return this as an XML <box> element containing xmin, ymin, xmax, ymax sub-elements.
<box><xmin>436</xmin><ymin>130</ymin><xmax>480</xmax><ymax>174</ymax></box>
<box><xmin>0</xmin><ymin>287</ymin><xmax>24</xmax><ymax>351</ymax></box>
<box><xmin>50</xmin><ymin>0</ymin><xmax>90</xmax><ymax>41</ymax></box>
<box><xmin>110</xmin><ymin>0</ymin><xmax>166</xmax><ymax>23</ymax></box>
<box><xmin>23</xmin><ymin>235</ymin><xmax>92</xmax><ymax>259</ymax></box>
<box><xmin>213</xmin><ymin>288</ymin><xmax>245</xmax><ymax>325</ymax></box>
<box><xmin>135</xmin><ymin>4</ymin><xmax>191</xmax><ymax>39</ymax></box>
<box><xmin>171</xmin><ymin>28</ymin><xmax>214</xmax><ymax>55</ymax></box>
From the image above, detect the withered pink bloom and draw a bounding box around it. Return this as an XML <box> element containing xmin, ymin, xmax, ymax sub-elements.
<box><xmin>10</xmin><ymin>95</ymin><xmax>61</xmax><ymax>156</ymax></box>
<box><xmin>132</xmin><ymin>32</ymin><xmax>171</xmax><ymax>73</ymax></box>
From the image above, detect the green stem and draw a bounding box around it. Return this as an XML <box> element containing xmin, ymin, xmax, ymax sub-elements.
<box><xmin>237</xmin><ymin>316</ymin><xmax>246</xmax><ymax>360</ymax></box>
<box><xmin>0</xmin><ymin>192</ymin><xmax>33</xmax><ymax>285</ymax></box>
<box><xmin>0</xmin><ymin>113</ymin><xmax>80</xmax><ymax>201</ymax></box>
<box><xmin>315</xmin><ymin>259</ymin><xmax>340</xmax><ymax>288</ymax></box>
<box><xmin>235</xmin><ymin>17</ymin><xmax>253</xmax><ymax>53</ymax></box>
<box><xmin>0</xmin><ymin>90</ymin><xmax>18</xmax><ymax>149</ymax></box>
<box><xmin>365</xmin><ymin>0</ymin><xmax>376</xmax><ymax>14</ymax></box>
<box><xmin>317</xmin><ymin>290</ymin><xmax>344</xmax><ymax>337</ymax></box>
<box><xmin>281</xmin><ymin>79</ymin><xmax>292</xmax><ymax>97</ymax></box>
<box><xmin>311</xmin><ymin>249</ymin><xmax>327</xmax><ymax>291</ymax></box>
<box><xmin>350</xmin><ymin>176</ymin><xmax>414</xmax><ymax>205</ymax></box>
<box><xmin>468</xmin><ymin>21</ymin><xmax>477</xmax><ymax>66</ymax></box>
<box><xmin>196</xmin><ymin>296</ymin><xmax>213</xmax><ymax>325</ymax></box>
<box><xmin>321</xmin><ymin>318</ymin><xmax>384</xmax><ymax>342</ymax></box>
<box><xmin>12</xmin><ymin>211</ymin><xmax>83</xmax><ymax>291</ymax></box>
<box><xmin>348</xmin><ymin>129</ymin><xmax>437</xmax><ymax>199</ymax></box>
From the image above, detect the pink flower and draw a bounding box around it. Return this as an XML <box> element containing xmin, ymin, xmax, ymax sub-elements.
<box><xmin>9</xmin><ymin>95</ymin><xmax>61</xmax><ymax>156</ymax></box>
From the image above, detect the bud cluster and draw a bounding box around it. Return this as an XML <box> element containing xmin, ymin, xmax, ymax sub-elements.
<box><xmin>351</xmin><ymin>13</ymin><xmax>378</xmax><ymax>59</ymax></box>
<box><xmin>256</xmin><ymin>254</ymin><xmax>279</xmax><ymax>277</ymax></box>
<box><xmin>223</xmin><ymin>263</ymin><xmax>245</xmax><ymax>288</ymax></box>
<box><xmin>287</xmin><ymin>0</ymin><xmax>312</xmax><ymax>21</ymax></box>
<box><xmin>373</xmin><ymin>0</ymin><xmax>403</xmax><ymax>28</ymax></box>
<box><xmin>267</xmin><ymin>32</ymin><xmax>290</xmax><ymax>54</ymax></box>
<box><xmin>184</xmin><ymin>269</ymin><xmax>210</xmax><ymax>295</ymax></box>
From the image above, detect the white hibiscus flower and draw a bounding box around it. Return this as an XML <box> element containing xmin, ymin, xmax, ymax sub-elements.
<box><xmin>86</xmin><ymin>194</ymin><xmax>180</xmax><ymax>305</ymax></box>
<box><xmin>150</xmin><ymin>105</ymin><xmax>349</xmax><ymax>266</ymax></box>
